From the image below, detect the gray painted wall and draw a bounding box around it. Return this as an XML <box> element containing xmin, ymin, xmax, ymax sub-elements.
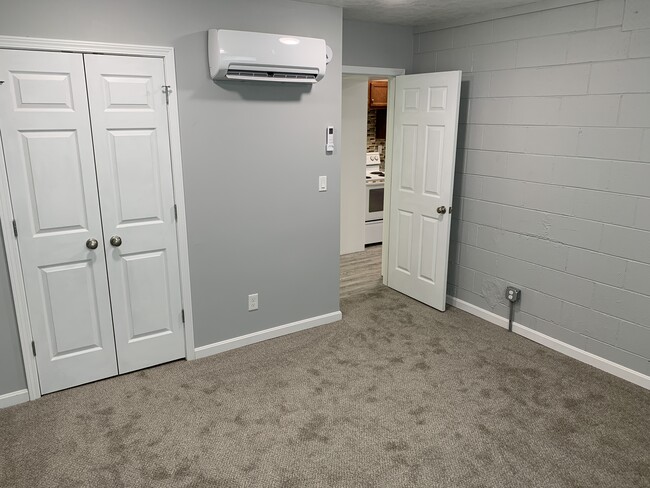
<box><xmin>0</xmin><ymin>0</ymin><xmax>342</xmax><ymax>395</ymax></box>
<box><xmin>0</xmin><ymin>225</ymin><xmax>26</xmax><ymax>394</ymax></box>
<box><xmin>343</xmin><ymin>19</ymin><xmax>413</xmax><ymax>72</ymax></box>
<box><xmin>413</xmin><ymin>0</ymin><xmax>650</xmax><ymax>376</ymax></box>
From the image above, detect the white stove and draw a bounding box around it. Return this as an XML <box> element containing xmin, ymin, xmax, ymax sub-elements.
<box><xmin>365</xmin><ymin>152</ymin><xmax>384</xmax><ymax>245</ymax></box>
<box><xmin>365</xmin><ymin>152</ymin><xmax>385</xmax><ymax>184</ymax></box>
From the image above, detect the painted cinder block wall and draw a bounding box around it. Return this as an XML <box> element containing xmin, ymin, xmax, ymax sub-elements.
<box><xmin>413</xmin><ymin>0</ymin><xmax>650</xmax><ymax>376</ymax></box>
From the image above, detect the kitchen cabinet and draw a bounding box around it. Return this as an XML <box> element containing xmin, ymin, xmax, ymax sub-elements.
<box><xmin>368</xmin><ymin>80</ymin><xmax>388</xmax><ymax>108</ymax></box>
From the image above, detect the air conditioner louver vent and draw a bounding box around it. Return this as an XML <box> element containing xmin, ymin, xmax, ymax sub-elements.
<box><xmin>226</xmin><ymin>69</ymin><xmax>318</xmax><ymax>83</ymax></box>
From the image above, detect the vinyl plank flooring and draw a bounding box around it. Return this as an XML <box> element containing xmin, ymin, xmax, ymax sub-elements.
<box><xmin>340</xmin><ymin>244</ymin><xmax>383</xmax><ymax>299</ymax></box>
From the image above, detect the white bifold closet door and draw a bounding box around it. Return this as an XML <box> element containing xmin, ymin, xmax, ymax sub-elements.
<box><xmin>0</xmin><ymin>49</ymin><xmax>185</xmax><ymax>394</ymax></box>
<box><xmin>84</xmin><ymin>54</ymin><xmax>185</xmax><ymax>374</ymax></box>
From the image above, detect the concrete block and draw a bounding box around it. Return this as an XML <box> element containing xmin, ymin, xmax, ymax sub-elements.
<box><xmin>537</xmin><ymin>266</ymin><xmax>596</xmax><ymax>307</ymax></box>
<box><xmin>566</xmin><ymin>247</ymin><xmax>627</xmax><ymax>286</ymax></box>
<box><xmin>493</xmin><ymin>3</ymin><xmax>597</xmax><ymax>41</ymax></box>
<box><xmin>456</xmin><ymin>173</ymin><xmax>483</xmax><ymax>199</ymax></box>
<box><xmin>520</xmin><ymin>289</ymin><xmax>563</xmax><ymax>324</ymax></box>
<box><xmin>500</xmin><ymin>205</ymin><xmax>551</xmax><ymax>239</ymax></box>
<box><xmin>473</xmin><ymin>271</ymin><xmax>508</xmax><ymax>306</ymax></box>
<box><xmin>453</xmin><ymin>286</ymin><xmax>510</xmax><ymax>317</ymax></box>
<box><xmin>496</xmin><ymin>254</ymin><xmax>542</xmax><ymax>290</ymax></box>
<box><xmin>522</xmin><ymin>183</ymin><xmax>574</xmax><ymax>215</ymax></box>
<box><xmin>448</xmin><ymin>264</ymin><xmax>476</xmax><ymax>291</ymax></box>
<box><xmin>607</xmin><ymin>160</ymin><xmax>650</xmax><ymax>197</ymax></box>
<box><xmin>617</xmin><ymin>320</ymin><xmax>650</xmax><ymax>359</ymax></box>
<box><xmin>589</xmin><ymin>58</ymin><xmax>650</xmax><ymax>94</ymax></box>
<box><xmin>471</xmin><ymin>41</ymin><xmax>517</xmax><ymax>72</ymax></box>
<box><xmin>629</xmin><ymin>28</ymin><xmax>650</xmax><ymax>58</ymax></box>
<box><xmin>525</xmin><ymin>126</ymin><xmax>579</xmax><ymax>156</ymax></box>
<box><xmin>635</xmin><ymin>134</ymin><xmax>650</xmax><ymax>165</ymax></box>
<box><xmin>464</xmin><ymin>150</ymin><xmax>508</xmax><ymax>177</ymax></box>
<box><xmin>468</xmin><ymin>98</ymin><xmax>512</xmax><ymax>125</ymax></box>
<box><xmin>547</xmin><ymin>214</ymin><xmax>604</xmax><ymax>249</ymax></box>
<box><xmin>596</xmin><ymin>0</ymin><xmax>625</xmax><ymax>27</ymax></box>
<box><xmin>572</xmin><ymin>188</ymin><xmax>637</xmax><ymax>226</ymax></box>
<box><xmin>622</xmin><ymin>0</ymin><xmax>650</xmax><ymax>30</ymax></box>
<box><xmin>461</xmin><ymin>72</ymin><xmax>491</xmax><ymax>98</ymax></box>
<box><xmin>490</xmin><ymin>64</ymin><xmax>590</xmax><ymax>97</ymax></box>
<box><xmin>584</xmin><ymin>337</ymin><xmax>650</xmax><ymax>375</ymax></box>
<box><xmin>460</xmin><ymin>243</ymin><xmax>499</xmax><ymax>276</ymax></box>
<box><xmin>558</xmin><ymin>95</ymin><xmax>620</xmax><ymax>127</ymax></box>
<box><xmin>436</xmin><ymin>47</ymin><xmax>472</xmax><ymax>72</ymax></box>
<box><xmin>552</xmin><ymin>156</ymin><xmax>612</xmax><ymax>191</ymax></box>
<box><xmin>601</xmin><ymin>224</ymin><xmax>650</xmax><ymax>264</ymax></box>
<box><xmin>417</xmin><ymin>28</ymin><xmax>453</xmax><ymax>53</ymax></box>
<box><xmin>592</xmin><ymin>283</ymin><xmax>650</xmax><ymax>327</ymax></box>
<box><xmin>532</xmin><ymin>318</ymin><xmax>586</xmax><ymax>350</ymax></box>
<box><xmin>451</xmin><ymin>220</ymin><xmax>479</xmax><ymax>246</ymax></box>
<box><xmin>577</xmin><ymin>127</ymin><xmax>644</xmax><ymax>161</ymax></box>
<box><xmin>634</xmin><ymin>197</ymin><xmax>650</xmax><ymax>231</ymax></box>
<box><xmin>625</xmin><ymin>260</ymin><xmax>650</xmax><ymax>295</ymax></box>
<box><xmin>412</xmin><ymin>52</ymin><xmax>436</xmax><ymax>74</ymax></box>
<box><xmin>482</xmin><ymin>125</ymin><xmax>526</xmax><ymax>153</ymax></box>
<box><xmin>560</xmin><ymin>301</ymin><xmax>619</xmax><ymax>343</ymax></box>
<box><xmin>506</xmin><ymin>153</ymin><xmax>555</xmax><ymax>183</ymax></box>
<box><xmin>510</xmin><ymin>97</ymin><xmax>562</xmax><ymax>125</ymax></box>
<box><xmin>461</xmin><ymin>197</ymin><xmax>502</xmax><ymax>228</ymax></box>
<box><xmin>453</xmin><ymin>21</ymin><xmax>494</xmax><ymax>48</ymax></box>
<box><xmin>476</xmin><ymin>226</ymin><xmax>568</xmax><ymax>271</ymax></box>
<box><xmin>515</xmin><ymin>35</ymin><xmax>568</xmax><ymax>68</ymax></box>
<box><xmin>481</xmin><ymin>176</ymin><xmax>525</xmax><ymax>206</ymax></box>
<box><xmin>458</xmin><ymin>124</ymin><xmax>484</xmax><ymax>150</ymax></box>
<box><xmin>567</xmin><ymin>28</ymin><xmax>630</xmax><ymax>63</ymax></box>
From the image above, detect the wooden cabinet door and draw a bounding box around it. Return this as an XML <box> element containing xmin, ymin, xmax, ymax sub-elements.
<box><xmin>368</xmin><ymin>80</ymin><xmax>388</xmax><ymax>108</ymax></box>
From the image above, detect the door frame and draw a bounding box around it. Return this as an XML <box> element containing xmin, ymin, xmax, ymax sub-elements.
<box><xmin>0</xmin><ymin>35</ymin><xmax>196</xmax><ymax>401</ymax></box>
<box><xmin>341</xmin><ymin>66</ymin><xmax>404</xmax><ymax>283</ymax></box>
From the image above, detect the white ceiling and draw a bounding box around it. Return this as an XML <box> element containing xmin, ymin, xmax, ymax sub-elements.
<box><xmin>295</xmin><ymin>0</ymin><xmax>543</xmax><ymax>26</ymax></box>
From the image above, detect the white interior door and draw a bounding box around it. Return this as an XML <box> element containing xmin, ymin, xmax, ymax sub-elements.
<box><xmin>0</xmin><ymin>49</ymin><xmax>118</xmax><ymax>393</ymax></box>
<box><xmin>387</xmin><ymin>71</ymin><xmax>461</xmax><ymax>311</ymax></box>
<box><xmin>84</xmin><ymin>54</ymin><xmax>185</xmax><ymax>373</ymax></box>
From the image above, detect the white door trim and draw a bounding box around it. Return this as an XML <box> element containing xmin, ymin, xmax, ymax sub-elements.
<box><xmin>0</xmin><ymin>36</ymin><xmax>195</xmax><ymax>401</ymax></box>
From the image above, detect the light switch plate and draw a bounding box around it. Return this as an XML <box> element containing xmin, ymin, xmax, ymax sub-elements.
<box><xmin>319</xmin><ymin>176</ymin><xmax>327</xmax><ymax>192</ymax></box>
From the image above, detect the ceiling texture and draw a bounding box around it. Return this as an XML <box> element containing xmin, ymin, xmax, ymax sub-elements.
<box><xmin>295</xmin><ymin>0</ymin><xmax>543</xmax><ymax>26</ymax></box>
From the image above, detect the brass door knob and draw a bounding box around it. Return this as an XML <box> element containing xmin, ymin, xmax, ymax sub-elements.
<box><xmin>86</xmin><ymin>238</ymin><xmax>99</xmax><ymax>250</ymax></box>
<box><xmin>109</xmin><ymin>235</ymin><xmax>122</xmax><ymax>247</ymax></box>
<box><xmin>436</xmin><ymin>206</ymin><xmax>447</xmax><ymax>214</ymax></box>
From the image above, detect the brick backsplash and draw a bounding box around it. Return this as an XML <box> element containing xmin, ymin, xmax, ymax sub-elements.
<box><xmin>366</xmin><ymin>108</ymin><xmax>386</xmax><ymax>168</ymax></box>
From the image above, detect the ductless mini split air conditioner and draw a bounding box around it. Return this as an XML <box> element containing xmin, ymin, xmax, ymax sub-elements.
<box><xmin>208</xmin><ymin>29</ymin><xmax>331</xmax><ymax>84</ymax></box>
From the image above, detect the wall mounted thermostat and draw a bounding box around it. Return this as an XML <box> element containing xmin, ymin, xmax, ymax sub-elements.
<box><xmin>326</xmin><ymin>126</ymin><xmax>334</xmax><ymax>153</ymax></box>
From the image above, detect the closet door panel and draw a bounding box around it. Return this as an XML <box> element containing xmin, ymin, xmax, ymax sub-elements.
<box><xmin>0</xmin><ymin>49</ymin><xmax>118</xmax><ymax>394</ymax></box>
<box><xmin>84</xmin><ymin>54</ymin><xmax>185</xmax><ymax>373</ymax></box>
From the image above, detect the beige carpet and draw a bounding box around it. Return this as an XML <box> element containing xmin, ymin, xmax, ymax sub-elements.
<box><xmin>1</xmin><ymin>286</ymin><xmax>649</xmax><ymax>487</ymax></box>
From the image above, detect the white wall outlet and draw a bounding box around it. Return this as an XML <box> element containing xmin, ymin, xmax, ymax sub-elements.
<box><xmin>319</xmin><ymin>175</ymin><xmax>327</xmax><ymax>192</ymax></box>
<box><xmin>248</xmin><ymin>293</ymin><xmax>258</xmax><ymax>311</ymax></box>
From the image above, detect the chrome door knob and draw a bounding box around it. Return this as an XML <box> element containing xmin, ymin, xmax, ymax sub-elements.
<box><xmin>109</xmin><ymin>235</ymin><xmax>122</xmax><ymax>247</ymax></box>
<box><xmin>436</xmin><ymin>206</ymin><xmax>447</xmax><ymax>214</ymax></box>
<box><xmin>86</xmin><ymin>238</ymin><xmax>99</xmax><ymax>250</ymax></box>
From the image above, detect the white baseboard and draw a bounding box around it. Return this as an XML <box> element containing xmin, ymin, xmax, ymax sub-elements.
<box><xmin>447</xmin><ymin>296</ymin><xmax>650</xmax><ymax>391</ymax></box>
<box><xmin>0</xmin><ymin>389</ymin><xmax>29</xmax><ymax>409</ymax></box>
<box><xmin>195</xmin><ymin>311</ymin><xmax>342</xmax><ymax>360</ymax></box>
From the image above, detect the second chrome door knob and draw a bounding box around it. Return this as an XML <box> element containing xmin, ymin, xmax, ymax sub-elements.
<box><xmin>109</xmin><ymin>235</ymin><xmax>122</xmax><ymax>247</ymax></box>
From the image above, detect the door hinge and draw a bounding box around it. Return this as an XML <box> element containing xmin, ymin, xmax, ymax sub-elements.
<box><xmin>174</xmin><ymin>204</ymin><xmax>178</xmax><ymax>221</ymax></box>
<box><xmin>181</xmin><ymin>309</ymin><xmax>185</xmax><ymax>324</ymax></box>
<box><xmin>162</xmin><ymin>85</ymin><xmax>172</xmax><ymax>105</ymax></box>
<box><xmin>31</xmin><ymin>340</ymin><xmax>36</xmax><ymax>357</ymax></box>
<box><xmin>12</xmin><ymin>219</ymin><xmax>17</xmax><ymax>237</ymax></box>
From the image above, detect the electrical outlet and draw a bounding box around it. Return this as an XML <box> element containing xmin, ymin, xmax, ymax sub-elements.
<box><xmin>248</xmin><ymin>293</ymin><xmax>258</xmax><ymax>311</ymax></box>
<box><xmin>506</xmin><ymin>286</ymin><xmax>521</xmax><ymax>303</ymax></box>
